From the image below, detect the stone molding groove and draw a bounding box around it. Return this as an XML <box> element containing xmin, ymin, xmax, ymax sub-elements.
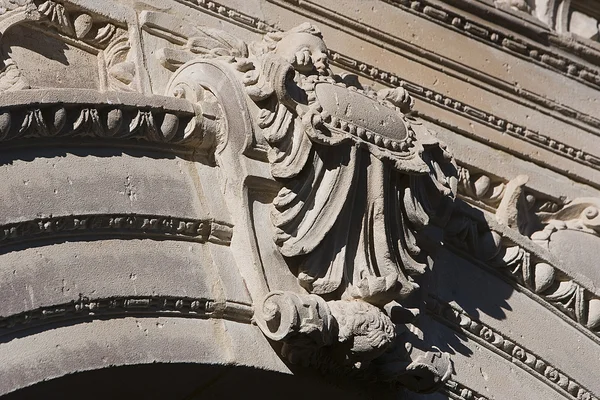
<box><xmin>440</xmin><ymin>0</ymin><xmax>600</xmax><ymax>67</ymax></box>
<box><xmin>173</xmin><ymin>0</ymin><xmax>600</xmax><ymax>191</ymax></box>
<box><xmin>427</xmin><ymin>296</ymin><xmax>598</xmax><ymax>400</ymax></box>
<box><xmin>0</xmin><ymin>296</ymin><xmax>253</xmax><ymax>339</ymax></box>
<box><xmin>0</xmin><ymin>213</ymin><xmax>234</xmax><ymax>248</ymax></box>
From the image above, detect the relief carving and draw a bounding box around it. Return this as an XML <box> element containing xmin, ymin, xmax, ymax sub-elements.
<box><xmin>444</xmin><ymin>192</ymin><xmax>600</xmax><ymax>339</ymax></box>
<box><xmin>0</xmin><ymin>57</ymin><xmax>29</xmax><ymax>91</ymax></box>
<box><xmin>35</xmin><ymin>0</ymin><xmax>119</xmax><ymax>48</ymax></box>
<box><xmin>0</xmin><ymin>213</ymin><xmax>234</xmax><ymax>248</ymax></box>
<box><xmin>0</xmin><ymin>90</ymin><xmax>213</xmax><ymax>151</ymax></box>
<box><xmin>178</xmin><ymin>23</ymin><xmax>458</xmax><ymax>391</ymax></box>
<box><xmin>0</xmin><ymin>295</ymin><xmax>254</xmax><ymax>337</ymax></box>
<box><xmin>0</xmin><ymin>0</ymin><xmax>139</xmax><ymax>93</ymax></box>
<box><xmin>1</xmin><ymin>1</ymin><xmax>593</xmax><ymax>397</ymax></box>
<box><xmin>246</xmin><ymin>24</ymin><xmax>457</xmax><ymax>305</ymax></box>
<box><xmin>530</xmin><ymin>198</ymin><xmax>600</xmax><ymax>330</ymax></box>
<box><xmin>149</xmin><ymin>17</ymin><xmax>461</xmax><ymax>391</ymax></box>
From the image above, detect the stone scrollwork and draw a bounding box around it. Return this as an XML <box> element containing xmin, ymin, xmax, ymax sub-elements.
<box><xmin>254</xmin><ymin>291</ymin><xmax>396</xmax><ymax>369</ymax></box>
<box><xmin>246</xmin><ymin>24</ymin><xmax>457</xmax><ymax>306</ymax></box>
<box><xmin>253</xmin><ymin>292</ymin><xmax>452</xmax><ymax>392</ymax></box>
<box><xmin>158</xmin><ymin>19</ymin><xmax>456</xmax><ymax>392</ymax></box>
<box><xmin>0</xmin><ymin>58</ymin><xmax>29</xmax><ymax>92</ymax></box>
<box><xmin>445</xmin><ymin>193</ymin><xmax>600</xmax><ymax>337</ymax></box>
<box><xmin>530</xmin><ymin>198</ymin><xmax>600</xmax><ymax>331</ymax></box>
<box><xmin>239</xmin><ymin>24</ymin><xmax>456</xmax><ymax>392</ymax></box>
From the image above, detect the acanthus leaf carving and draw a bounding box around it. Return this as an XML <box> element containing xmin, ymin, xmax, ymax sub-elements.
<box><xmin>141</xmin><ymin>10</ymin><xmax>249</xmax><ymax>72</ymax></box>
<box><xmin>529</xmin><ymin>198</ymin><xmax>600</xmax><ymax>330</ymax></box>
<box><xmin>37</xmin><ymin>0</ymin><xmax>72</xmax><ymax>35</ymax></box>
<box><xmin>104</xmin><ymin>34</ymin><xmax>137</xmax><ymax>92</ymax></box>
<box><xmin>0</xmin><ymin>91</ymin><xmax>210</xmax><ymax>150</ymax></box>
<box><xmin>0</xmin><ymin>58</ymin><xmax>30</xmax><ymax>92</ymax></box>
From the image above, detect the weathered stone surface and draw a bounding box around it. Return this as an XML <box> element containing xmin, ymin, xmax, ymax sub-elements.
<box><xmin>0</xmin><ymin>0</ymin><xmax>598</xmax><ymax>399</ymax></box>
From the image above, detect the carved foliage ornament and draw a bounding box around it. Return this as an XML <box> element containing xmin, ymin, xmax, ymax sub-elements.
<box><xmin>163</xmin><ymin>22</ymin><xmax>457</xmax><ymax>392</ymax></box>
<box><xmin>246</xmin><ymin>24</ymin><xmax>457</xmax><ymax>306</ymax></box>
<box><xmin>241</xmin><ymin>24</ymin><xmax>457</xmax><ymax>391</ymax></box>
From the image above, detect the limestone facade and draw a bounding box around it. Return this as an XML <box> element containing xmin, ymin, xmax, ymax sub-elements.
<box><xmin>0</xmin><ymin>0</ymin><xmax>598</xmax><ymax>399</ymax></box>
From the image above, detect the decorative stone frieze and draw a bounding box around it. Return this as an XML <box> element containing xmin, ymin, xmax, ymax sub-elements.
<box><xmin>0</xmin><ymin>296</ymin><xmax>254</xmax><ymax>336</ymax></box>
<box><xmin>445</xmin><ymin>196</ymin><xmax>600</xmax><ymax>341</ymax></box>
<box><xmin>0</xmin><ymin>91</ymin><xmax>210</xmax><ymax>148</ymax></box>
<box><xmin>0</xmin><ymin>213</ymin><xmax>234</xmax><ymax>248</ymax></box>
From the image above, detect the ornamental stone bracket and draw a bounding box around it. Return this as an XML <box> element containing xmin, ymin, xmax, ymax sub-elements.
<box><xmin>1</xmin><ymin>0</ymin><xmax>599</xmax><ymax>398</ymax></box>
<box><xmin>148</xmin><ymin>16</ymin><xmax>600</xmax><ymax>398</ymax></box>
<box><xmin>156</xmin><ymin>20</ymin><xmax>458</xmax><ymax>393</ymax></box>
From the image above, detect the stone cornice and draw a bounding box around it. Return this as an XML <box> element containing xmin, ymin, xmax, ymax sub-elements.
<box><xmin>0</xmin><ymin>89</ymin><xmax>213</xmax><ymax>153</ymax></box>
<box><xmin>438</xmin><ymin>0</ymin><xmax>600</xmax><ymax>67</ymax></box>
<box><xmin>382</xmin><ymin>0</ymin><xmax>600</xmax><ymax>87</ymax></box>
<box><xmin>427</xmin><ymin>296</ymin><xmax>599</xmax><ymax>400</ymax></box>
<box><xmin>267</xmin><ymin>0</ymin><xmax>600</xmax><ymax>185</ymax></box>
<box><xmin>170</xmin><ymin>0</ymin><xmax>600</xmax><ymax>191</ymax></box>
<box><xmin>272</xmin><ymin>0</ymin><xmax>600</xmax><ymax>134</ymax></box>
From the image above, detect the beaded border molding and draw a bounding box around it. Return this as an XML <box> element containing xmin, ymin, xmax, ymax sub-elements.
<box><xmin>427</xmin><ymin>296</ymin><xmax>598</xmax><ymax>400</ymax></box>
